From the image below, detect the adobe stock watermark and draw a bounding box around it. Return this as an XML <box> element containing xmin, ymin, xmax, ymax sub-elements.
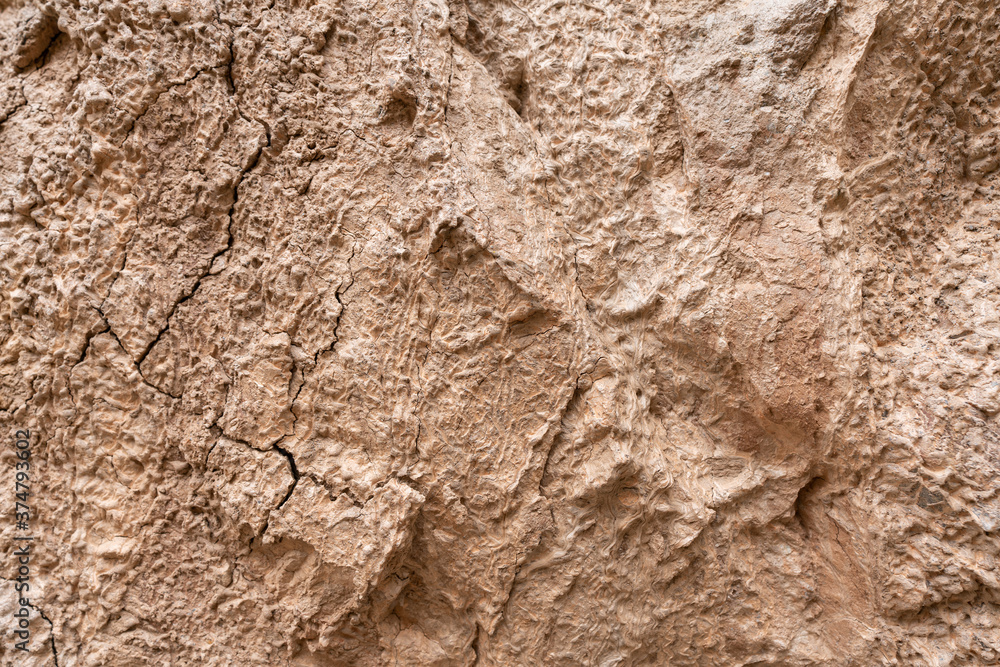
<box><xmin>11</xmin><ymin>428</ymin><xmax>33</xmax><ymax>652</ymax></box>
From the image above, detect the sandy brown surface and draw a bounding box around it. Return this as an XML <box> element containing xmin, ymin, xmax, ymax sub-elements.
<box><xmin>2</xmin><ymin>0</ymin><xmax>1000</xmax><ymax>664</ymax></box>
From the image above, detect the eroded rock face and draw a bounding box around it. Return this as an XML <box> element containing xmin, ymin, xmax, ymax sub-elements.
<box><xmin>1</xmin><ymin>0</ymin><xmax>999</xmax><ymax>664</ymax></box>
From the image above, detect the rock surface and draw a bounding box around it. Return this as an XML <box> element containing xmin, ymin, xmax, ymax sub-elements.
<box><xmin>1</xmin><ymin>0</ymin><xmax>999</xmax><ymax>664</ymax></box>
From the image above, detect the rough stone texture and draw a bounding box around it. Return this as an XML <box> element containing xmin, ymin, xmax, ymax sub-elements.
<box><xmin>1</xmin><ymin>0</ymin><xmax>999</xmax><ymax>664</ymax></box>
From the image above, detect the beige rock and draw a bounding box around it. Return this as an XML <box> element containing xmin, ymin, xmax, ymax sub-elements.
<box><xmin>1</xmin><ymin>0</ymin><xmax>1000</xmax><ymax>664</ymax></box>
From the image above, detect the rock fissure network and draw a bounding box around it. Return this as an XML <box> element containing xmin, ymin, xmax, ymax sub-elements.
<box><xmin>2</xmin><ymin>0</ymin><xmax>1000</xmax><ymax>664</ymax></box>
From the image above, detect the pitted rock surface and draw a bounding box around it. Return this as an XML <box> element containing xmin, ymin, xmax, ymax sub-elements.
<box><xmin>2</xmin><ymin>0</ymin><xmax>1000</xmax><ymax>665</ymax></box>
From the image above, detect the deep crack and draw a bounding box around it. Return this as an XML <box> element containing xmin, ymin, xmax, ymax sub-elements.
<box><xmin>135</xmin><ymin>114</ymin><xmax>270</xmax><ymax>377</ymax></box>
<box><xmin>261</xmin><ymin>444</ymin><xmax>300</xmax><ymax>537</ymax></box>
<box><xmin>27</xmin><ymin>602</ymin><xmax>59</xmax><ymax>667</ymax></box>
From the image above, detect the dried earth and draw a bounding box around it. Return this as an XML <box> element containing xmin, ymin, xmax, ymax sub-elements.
<box><xmin>1</xmin><ymin>0</ymin><xmax>1000</xmax><ymax>664</ymax></box>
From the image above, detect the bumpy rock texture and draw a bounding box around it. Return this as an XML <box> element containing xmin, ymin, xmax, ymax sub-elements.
<box><xmin>2</xmin><ymin>0</ymin><xmax>1000</xmax><ymax>664</ymax></box>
